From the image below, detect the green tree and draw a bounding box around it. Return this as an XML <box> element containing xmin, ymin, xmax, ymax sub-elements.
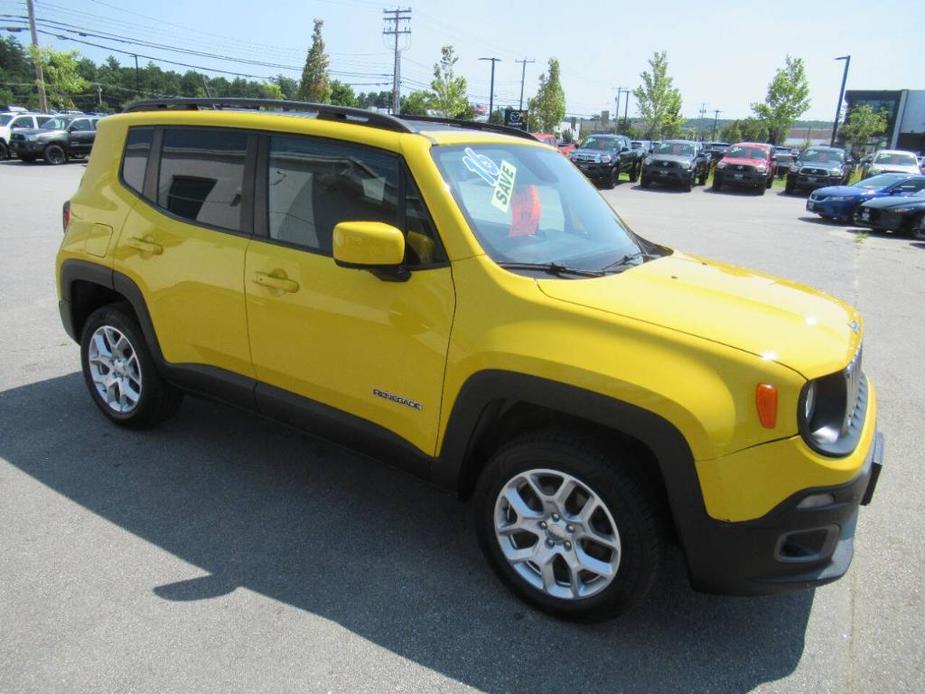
<box><xmin>752</xmin><ymin>56</ymin><xmax>810</xmax><ymax>144</ymax></box>
<box><xmin>30</xmin><ymin>46</ymin><xmax>89</xmax><ymax>109</ymax></box>
<box><xmin>632</xmin><ymin>51</ymin><xmax>683</xmax><ymax>139</ymax></box>
<box><xmin>527</xmin><ymin>57</ymin><xmax>566</xmax><ymax>132</ymax></box>
<box><xmin>739</xmin><ymin>117</ymin><xmax>769</xmax><ymax>142</ymax></box>
<box><xmin>259</xmin><ymin>82</ymin><xmax>285</xmax><ymax>100</ymax></box>
<box><xmin>298</xmin><ymin>18</ymin><xmax>331</xmax><ymax>103</ymax></box>
<box><xmin>400</xmin><ymin>89</ymin><xmax>431</xmax><ymax>115</ymax></box>
<box><xmin>429</xmin><ymin>46</ymin><xmax>469</xmax><ymax>118</ymax></box>
<box><xmin>329</xmin><ymin>80</ymin><xmax>356</xmax><ymax>107</ymax></box>
<box><xmin>840</xmin><ymin>104</ymin><xmax>888</xmax><ymax>155</ymax></box>
<box><xmin>274</xmin><ymin>75</ymin><xmax>299</xmax><ymax>100</ymax></box>
<box><xmin>721</xmin><ymin>120</ymin><xmax>743</xmax><ymax>143</ymax></box>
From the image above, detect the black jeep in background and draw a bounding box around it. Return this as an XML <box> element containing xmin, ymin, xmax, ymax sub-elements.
<box><xmin>570</xmin><ymin>134</ymin><xmax>643</xmax><ymax>188</ymax></box>
<box><xmin>10</xmin><ymin>115</ymin><xmax>100</xmax><ymax>164</ymax></box>
<box><xmin>640</xmin><ymin>140</ymin><xmax>711</xmax><ymax>191</ymax></box>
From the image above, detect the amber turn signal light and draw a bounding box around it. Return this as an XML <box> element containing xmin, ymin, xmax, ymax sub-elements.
<box><xmin>756</xmin><ymin>383</ymin><xmax>778</xmax><ymax>429</ymax></box>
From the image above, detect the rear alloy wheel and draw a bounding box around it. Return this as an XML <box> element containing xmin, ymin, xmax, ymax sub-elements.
<box><xmin>81</xmin><ymin>305</ymin><xmax>182</xmax><ymax>428</ymax></box>
<box><xmin>474</xmin><ymin>431</ymin><xmax>664</xmax><ymax>621</ymax></box>
<box><xmin>43</xmin><ymin>143</ymin><xmax>67</xmax><ymax>165</ymax></box>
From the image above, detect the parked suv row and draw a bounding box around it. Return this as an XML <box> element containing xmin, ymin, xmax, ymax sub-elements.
<box><xmin>640</xmin><ymin>140</ymin><xmax>710</xmax><ymax>191</ymax></box>
<box><xmin>712</xmin><ymin>142</ymin><xmax>775</xmax><ymax>194</ymax></box>
<box><xmin>0</xmin><ymin>111</ymin><xmax>53</xmax><ymax>159</ymax></box>
<box><xmin>569</xmin><ymin>134</ymin><xmax>643</xmax><ymax>188</ymax></box>
<box><xmin>56</xmin><ymin>99</ymin><xmax>882</xmax><ymax>621</ymax></box>
<box><xmin>10</xmin><ymin>114</ymin><xmax>100</xmax><ymax>164</ymax></box>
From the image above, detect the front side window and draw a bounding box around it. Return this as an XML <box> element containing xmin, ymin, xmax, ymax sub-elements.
<box><xmin>121</xmin><ymin>127</ymin><xmax>153</xmax><ymax>195</ymax></box>
<box><xmin>42</xmin><ymin>118</ymin><xmax>69</xmax><ymax>130</ymax></box>
<box><xmin>432</xmin><ymin>144</ymin><xmax>650</xmax><ymax>272</ymax></box>
<box><xmin>268</xmin><ymin>135</ymin><xmax>399</xmax><ymax>255</ymax></box>
<box><xmin>70</xmin><ymin>119</ymin><xmax>92</xmax><ymax>132</ymax></box>
<box><xmin>157</xmin><ymin>128</ymin><xmax>248</xmax><ymax>232</ymax></box>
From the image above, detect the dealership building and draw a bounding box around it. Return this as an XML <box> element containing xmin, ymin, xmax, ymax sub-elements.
<box><xmin>842</xmin><ymin>90</ymin><xmax>925</xmax><ymax>152</ymax></box>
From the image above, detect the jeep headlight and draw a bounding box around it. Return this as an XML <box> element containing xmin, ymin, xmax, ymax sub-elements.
<box><xmin>798</xmin><ymin>347</ymin><xmax>864</xmax><ymax>455</ymax></box>
<box><xmin>717</xmin><ymin>161</ymin><xmax>727</xmax><ymax>169</ymax></box>
<box><xmin>600</xmin><ymin>155</ymin><xmax>612</xmax><ymax>163</ymax></box>
<box><xmin>803</xmin><ymin>381</ymin><xmax>816</xmax><ymax>422</ymax></box>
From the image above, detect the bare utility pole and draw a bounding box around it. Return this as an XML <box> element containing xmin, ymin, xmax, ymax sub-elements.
<box><xmin>515</xmin><ymin>58</ymin><xmax>535</xmax><ymax>110</ymax></box>
<box><xmin>711</xmin><ymin>109</ymin><xmax>722</xmax><ymax>141</ymax></box>
<box><xmin>133</xmin><ymin>54</ymin><xmax>140</xmax><ymax>96</ymax></box>
<box><xmin>620</xmin><ymin>87</ymin><xmax>630</xmax><ymax>134</ymax></box>
<box><xmin>614</xmin><ymin>86</ymin><xmax>627</xmax><ymax>134</ymax></box>
<box><xmin>382</xmin><ymin>7</ymin><xmax>411</xmax><ymax>114</ymax></box>
<box><xmin>26</xmin><ymin>0</ymin><xmax>48</xmax><ymax>112</ymax></box>
<box><xmin>479</xmin><ymin>57</ymin><xmax>500</xmax><ymax>121</ymax></box>
<box><xmin>699</xmin><ymin>102</ymin><xmax>708</xmax><ymax>140</ymax></box>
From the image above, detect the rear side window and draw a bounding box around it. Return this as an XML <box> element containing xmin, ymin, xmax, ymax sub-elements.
<box><xmin>121</xmin><ymin>127</ymin><xmax>153</xmax><ymax>196</ymax></box>
<box><xmin>158</xmin><ymin>128</ymin><xmax>248</xmax><ymax>232</ymax></box>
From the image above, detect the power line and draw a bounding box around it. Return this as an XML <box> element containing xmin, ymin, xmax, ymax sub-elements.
<box><xmin>382</xmin><ymin>7</ymin><xmax>410</xmax><ymax>114</ymax></box>
<box><xmin>515</xmin><ymin>57</ymin><xmax>534</xmax><ymax>110</ymax></box>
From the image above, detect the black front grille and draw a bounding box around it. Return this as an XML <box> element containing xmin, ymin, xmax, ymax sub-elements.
<box><xmin>858</xmin><ymin>207</ymin><xmax>881</xmax><ymax>224</ymax></box>
<box><xmin>654</xmin><ymin>160</ymin><xmax>678</xmax><ymax>169</ymax></box>
<box><xmin>801</xmin><ymin>167</ymin><xmax>829</xmax><ymax>176</ymax></box>
<box><xmin>842</xmin><ymin>348</ymin><xmax>863</xmax><ymax>435</ymax></box>
<box><xmin>732</xmin><ymin>164</ymin><xmax>755</xmax><ymax>173</ymax></box>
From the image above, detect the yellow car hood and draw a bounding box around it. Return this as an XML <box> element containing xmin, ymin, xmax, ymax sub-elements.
<box><xmin>537</xmin><ymin>252</ymin><xmax>861</xmax><ymax>378</ymax></box>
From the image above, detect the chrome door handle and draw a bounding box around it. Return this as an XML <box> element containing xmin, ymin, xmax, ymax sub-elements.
<box><xmin>252</xmin><ymin>271</ymin><xmax>299</xmax><ymax>293</ymax></box>
<box><xmin>126</xmin><ymin>237</ymin><xmax>163</xmax><ymax>255</ymax></box>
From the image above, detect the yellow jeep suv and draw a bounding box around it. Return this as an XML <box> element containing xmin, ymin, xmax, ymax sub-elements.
<box><xmin>56</xmin><ymin>98</ymin><xmax>883</xmax><ymax>621</ymax></box>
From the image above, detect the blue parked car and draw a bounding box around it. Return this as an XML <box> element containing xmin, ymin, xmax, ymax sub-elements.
<box><xmin>806</xmin><ymin>173</ymin><xmax>925</xmax><ymax>222</ymax></box>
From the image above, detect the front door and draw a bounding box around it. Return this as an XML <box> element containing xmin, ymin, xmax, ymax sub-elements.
<box><xmin>67</xmin><ymin>118</ymin><xmax>95</xmax><ymax>155</ymax></box>
<box><xmin>244</xmin><ymin>133</ymin><xmax>455</xmax><ymax>455</ymax></box>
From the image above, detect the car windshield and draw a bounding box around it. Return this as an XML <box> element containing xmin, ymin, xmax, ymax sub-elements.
<box><xmin>727</xmin><ymin>145</ymin><xmax>767</xmax><ymax>159</ymax></box>
<box><xmin>875</xmin><ymin>152</ymin><xmax>917</xmax><ymax>166</ymax></box>
<box><xmin>41</xmin><ymin>117</ymin><xmax>70</xmax><ymax>130</ymax></box>
<box><xmin>857</xmin><ymin>173</ymin><xmax>910</xmax><ymax>189</ymax></box>
<box><xmin>581</xmin><ymin>137</ymin><xmax>618</xmax><ymax>151</ymax></box>
<box><xmin>0</xmin><ymin>114</ymin><xmax>12</xmax><ymax>126</ymax></box>
<box><xmin>653</xmin><ymin>142</ymin><xmax>694</xmax><ymax>157</ymax></box>
<box><xmin>800</xmin><ymin>148</ymin><xmax>844</xmax><ymax>163</ymax></box>
<box><xmin>431</xmin><ymin>144</ymin><xmax>657</xmax><ymax>273</ymax></box>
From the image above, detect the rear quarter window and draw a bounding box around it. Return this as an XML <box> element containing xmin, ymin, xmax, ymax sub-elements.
<box><xmin>121</xmin><ymin>127</ymin><xmax>154</xmax><ymax>196</ymax></box>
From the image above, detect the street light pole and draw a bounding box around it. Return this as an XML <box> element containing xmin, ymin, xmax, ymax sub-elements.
<box><xmin>479</xmin><ymin>57</ymin><xmax>501</xmax><ymax>122</ymax></box>
<box><xmin>831</xmin><ymin>55</ymin><xmax>851</xmax><ymax>146</ymax></box>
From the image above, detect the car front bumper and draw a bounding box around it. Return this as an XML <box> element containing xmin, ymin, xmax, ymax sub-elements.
<box><xmin>807</xmin><ymin>198</ymin><xmax>858</xmax><ymax>218</ymax></box>
<box><xmin>10</xmin><ymin>140</ymin><xmax>44</xmax><ymax>154</ymax></box>
<box><xmin>684</xmin><ymin>429</ymin><xmax>883</xmax><ymax>595</ymax></box>
<box><xmin>645</xmin><ymin>165</ymin><xmax>693</xmax><ymax>184</ymax></box>
<box><xmin>789</xmin><ymin>172</ymin><xmax>844</xmax><ymax>190</ymax></box>
<box><xmin>574</xmin><ymin>162</ymin><xmax>615</xmax><ymax>180</ymax></box>
<box><xmin>715</xmin><ymin>169</ymin><xmax>767</xmax><ymax>187</ymax></box>
<box><xmin>854</xmin><ymin>208</ymin><xmax>911</xmax><ymax>231</ymax></box>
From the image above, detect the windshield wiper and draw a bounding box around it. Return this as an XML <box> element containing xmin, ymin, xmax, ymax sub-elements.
<box><xmin>496</xmin><ymin>262</ymin><xmax>605</xmax><ymax>278</ymax></box>
<box><xmin>601</xmin><ymin>251</ymin><xmax>651</xmax><ymax>272</ymax></box>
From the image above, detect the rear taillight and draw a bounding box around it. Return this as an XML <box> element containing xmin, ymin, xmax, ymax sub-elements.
<box><xmin>62</xmin><ymin>200</ymin><xmax>70</xmax><ymax>234</ymax></box>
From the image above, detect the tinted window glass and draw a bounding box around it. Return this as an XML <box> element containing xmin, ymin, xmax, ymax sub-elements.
<box><xmin>158</xmin><ymin>128</ymin><xmax>248</xmax><ymax>232</ymax></box>
<box><xmin>268</xmin><ymin>135</ymin><xmax>399</xmax><ymax>254</ymax></box>
<box><xmin>35</xmin><ymin>116</ymin><xmax>51</xmax><ymax>126</ymax></box>
<box><xmin>122</xmin><ymin>127</ymin><xmax>153</xmax><ymax>195</ymax></box>
<box><xmin>404</xmin><ymin>173</ymin><xmax>446</xmax><ymax>265</ymax></box>
<box><xmin>70</xmin><ymin>119</ymin><xmax>92</xmax><ymax>132</ymax></box>
<box><xmin>11</xmin><ymin>117</ymin><xmax>32</xmax><ymax>129</ymax></box>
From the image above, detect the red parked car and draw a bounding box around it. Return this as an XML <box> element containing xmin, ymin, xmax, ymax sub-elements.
<box><xmin>712</xmin><ymin>142</ymin><xmax>775</xmax><ymax>194</ymax></box>
<box><xmin>532</xmin><ymin>132</ymin><xmax>576</xmax><ymax>156</ymax></box>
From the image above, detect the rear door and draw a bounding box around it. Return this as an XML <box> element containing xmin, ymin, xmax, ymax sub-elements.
<box><xmin>243</xmin><ymin>132</ymin><xmax>455</xmax><ymax>455</ymax></box>
<box><xmin>113</xmin><ymin>126</ymin><xmax>255</xmax><ymax>382</ymax></box>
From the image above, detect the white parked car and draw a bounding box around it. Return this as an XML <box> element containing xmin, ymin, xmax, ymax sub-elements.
<box><xmin>863</xmin><ymin>149</ymin><xmax>921</xmax><ymax>177</ymax></box>
<box><xmin>0</xmin><ymin>112</ymin><xmax>54</xmax><ymax>160</ymax></box>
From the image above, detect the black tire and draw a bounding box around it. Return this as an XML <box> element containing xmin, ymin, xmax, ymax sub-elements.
<box><xmin>473</xmin><ymin>430</ymin><xmax>665</xmax><ymax>622</ymax></box>
<box><xmin>604</xmin><ymin>168</ymin><xmax>618</xmax><ymax>189</ymax></box>
<box><xmin>18</xmin><ymin>154</ymin><xmax>36</xmax><ymax>163</ymax></box>
<box><xmin>629</xmin><ymin>161</ymin><xmax>639</xmax><ymax>183</ymax></box>
<box><xmin>640</xmin><ymin>173</ymin><xmax>650</xmax><ymax>188</ymax></box>
<box><xmin>712</xmin><ymin>177</ymin><xmax>722</xmax><ymax>191</ymax></box>
<box><xmin>757</xmin><ymin>183</ymin><xmax>766</xmax><ymax>195</ymax></box>
<box><xmin>80</xmin><ymin>305</ymin><xmax>183</xmax><ymax>429</ymax></box>
<box><xmin>0</xmin><ymin>141</ymin><xmax>8</xmax><ymax>160</ymax></box>
<box><xmin>698</xmin><ymin>170</ymin><xmax>707</xmax><ymax>186</ymax></box>
<box><xmin>43</xmin><ymin>143</ymin><xmax>67</xmax><ymax>165</ymax></box>
<box><xmin>766</xmin><ymin>175</ymin><xmax>773</xmax><ymax>189</ymax></box>
<box><xmin>784</xmin><ymin>177</ymin><xmax>795</xmax><ymax>195</ymax></box>
<box><xmin>683</xmin><ymin>176</ymin><xmax>692</xmax><ymax>192</ymax></box>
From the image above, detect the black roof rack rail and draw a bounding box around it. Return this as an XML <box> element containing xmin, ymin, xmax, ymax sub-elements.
<box><xmin>398</xmin><ymin>114</ymin><xmax>540</xmax><ymax>142</ymax></box>
<box><xmin>122</xmin><ymin>97</ymin><xmax>414</xmax><ymax>134</ymax></box>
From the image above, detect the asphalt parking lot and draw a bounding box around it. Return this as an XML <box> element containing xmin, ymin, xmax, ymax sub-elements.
<box><xmin>1</xmin><ymin>160</ymin><xmax>923</xmax><ymax>693</ymax></box>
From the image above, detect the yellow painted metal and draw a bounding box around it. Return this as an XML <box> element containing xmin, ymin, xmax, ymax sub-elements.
<box><xmin>332</xmin><ymin>221</ymin><xmax>405</xmax><ymax>267</ymax></box>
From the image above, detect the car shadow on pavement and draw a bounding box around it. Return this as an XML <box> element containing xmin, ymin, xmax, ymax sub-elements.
<box><xmin>630</xmin><ymin>185</ymin><xmax>695</xmax><ymax>195</ymax></box>
<box><xmin>0</xmin><ymin>373</ymin><xmax>814</xmax><ymax>693</ymax></box>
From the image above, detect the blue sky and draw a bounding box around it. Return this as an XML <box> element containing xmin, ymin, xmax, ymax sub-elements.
<box><xmin>6</xmin><ymin>0</ymin><xmax>922</xmax><ymax>120</ymax></box>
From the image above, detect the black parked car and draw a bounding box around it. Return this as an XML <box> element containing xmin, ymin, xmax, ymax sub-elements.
<box><xmin>785</xmin><ymin>145</ymin><xmax>853</xmax><ymax>194</ymax></box>
<box><xmin>570</xmin><ymin>134</ymin><xmax>642</xmax><ymax>188</ymax></box>
<box><xmin>640</xmin><ymin>140</ymin><xmax>710</xmax><ymax>191</ymax></box>
<box><xmin>854</xmin><ymin>189</ymin><xmax>925</xmax><ymax>236</ymax></box>
<box><xmin>707</xmin><ymin>142</ymin><xmax>729</xmax><ymax>162</ymax></box>
<box><xmin>772</xmin><ymin>146</ymin><xmax>797</xmax><ymax>177</ymax></box>
<box><xmin>9</xmin><ymin>114</ymin><xmax>100</xmax><ymax>164</ymax></box>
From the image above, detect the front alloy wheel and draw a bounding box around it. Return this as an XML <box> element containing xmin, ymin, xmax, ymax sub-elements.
<box><xmin>44</xmin><ymin>143</ymin><xmax>67</xmax><ymax>165</ymax></box>
<box><xmin>494</xmin><ymin>469</ymin><xmax>621</xmax><ymax>600</ymax></box>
